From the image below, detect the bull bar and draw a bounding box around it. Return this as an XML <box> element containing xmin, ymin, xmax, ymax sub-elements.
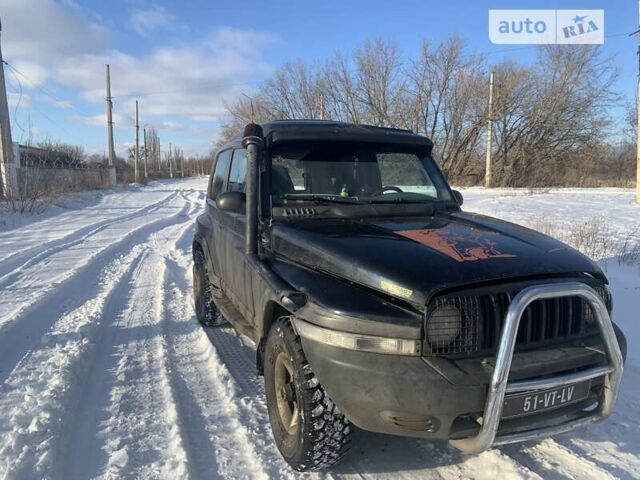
<box><xmin>450</xmin><ymin>282</ymin><xmax>624</xmax><ymax>453</ymax></box>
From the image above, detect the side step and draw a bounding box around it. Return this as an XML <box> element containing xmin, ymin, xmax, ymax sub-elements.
<box><xmin>212</xmin><ymin>290</ymin><xmax>254</xmax><ymax>340</ymax></box>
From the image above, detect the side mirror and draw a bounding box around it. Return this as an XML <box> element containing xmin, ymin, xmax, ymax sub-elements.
<box><xmin>452</xmin><ymin>190</ymin><xmax>464</xmax><ymax>206</ymax></box>
<box><xmin>216</xmin><ymin>191</ymin><xmax>246</xmax><ymax>212</ymax></box>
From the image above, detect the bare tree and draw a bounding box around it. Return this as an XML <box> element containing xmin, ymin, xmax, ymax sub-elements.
<box><xmin>218</xmin><ymin>37</ymin><xmax>623</xmax><ymax>187</ymax></box>
<box><xmin>351</xmin><ymin>39</ymin><xmax>406</xmax><ymax>126</ymax></box>
<box><xmin>406</xmin><ymin>36</ymin><xmax>486</xmax><ymax>181</ymax></box>
<box><xmin>492</xmin><ymin>46</ymin><xmax>619</xmax><ymax>186</ymax></box>
<box><xmin>262</xmin><ymin>60</ymin><xmax>325</xmax><ymax>119</ymax></box>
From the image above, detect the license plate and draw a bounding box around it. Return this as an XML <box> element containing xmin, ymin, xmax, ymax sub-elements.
<box><xmin>502</xmin><ymin>380</ymin><xmax>591</xmax><ymax>419</ymax></box>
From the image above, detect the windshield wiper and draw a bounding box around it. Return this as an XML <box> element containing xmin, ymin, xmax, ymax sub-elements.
<box><xmin>283</xmin><ymin>194</ymin><xmax>364</xmax><ymax>205</ymax></box>
<box><xmin>363</xmin><ymin>197</ymin><xmax>436</xmax><ymax>204</ymax></box>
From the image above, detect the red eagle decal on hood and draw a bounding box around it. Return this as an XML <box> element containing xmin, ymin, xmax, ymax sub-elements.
<box><xmin>396</xmin><ymin>225</ymin><xmax>517</xmax><ymax>263</ymax></box>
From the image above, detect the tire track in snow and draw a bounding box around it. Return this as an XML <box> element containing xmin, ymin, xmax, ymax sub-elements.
<box><xmin>148</xmin><ymin>206</ymin><xmax>299</xmax><ymax>479</ymax></box>
<box><xmin>161</xmin><ymin>256</ymin><xmax>270</xmax><ymax>480</ymax></box>
<box><xmin>328</xmin><ymin>428</ymin><xmax>541</xmax><ymax>480</ymax></box>
<box><xmin>203</xmin><ymin>325</ymin><xmax>304</xmax><ymax>479</ymax></box>
<box><xmin>155</xmin><ymin>211</ymin><xmax>285</xmax><ymax>479</ymax></box>
<box><xmin>59</xmin><ymin>216</ymin><xmax>202</xmax><ymax>480</ymax></box>
<box><xmin>524</xmin><ymin>370</ymin><xmax>640</xmax><ymax>480</ymax></box>
<box><xmin>0</xmin><ymin>183</ymin><xmax>202</xmax><ymax>479</ymax></box>
<box><xmin>93</xmin><ymin>253</ymin><xmax>190</xmax><ymax>479</ymax></box>
<box><xmin>0</xmin><ymin>247</ymin><xmax>147</xmax><ymax>479</ymax></box>
<box><xmin>0</xmin><ymin>190</ymin><xmax>179</xmax><ymax>276</ymax></box>
<box><xmin>0</xmin><ymin>190</ymin><xmax>186</xmax><ymax>324</ymax></box>
<box><xmin>500</xmin><ymin>439</ymin><xmax>617</xmax><ymax>480</ymax></box>
<box><xmin>0</xmin><ymin>192</ymin><xmax>190</xmax><ymax>385</ymax></box>
<box><xmin>62</xmin><ymin>189</ymin><xmax>230</xmax><ymax>480</ymax></box>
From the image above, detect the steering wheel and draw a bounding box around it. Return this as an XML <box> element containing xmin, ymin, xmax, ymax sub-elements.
<box><xmin>373</xmin><ymin>185</ymin><xmax>404</xmax><ymax>196</ymax></box>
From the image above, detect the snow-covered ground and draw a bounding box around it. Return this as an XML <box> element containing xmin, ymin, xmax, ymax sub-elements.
<box><xmin>0</xmin><ymin>179</ymin><xmax>638</xmax><ymax>479</ymax></box>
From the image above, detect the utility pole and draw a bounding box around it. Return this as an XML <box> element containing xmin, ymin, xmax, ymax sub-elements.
<box><xmin>0</xmin><ymin>17</ymin><xmax>16</xmax><ymax>199</ymax></box>
<box><xmin>168</xmin><ymin>142</ymin><xmax>173</xmax><ymax>178</ymax></box>
<box><xmin>635</xmin><ymin>2</ymin><xmax>640</xmax><ymax>203</ymax></box>
<box><xmin>105</xmin><ymin>64</ymin><xmax>115</xmax><ymax>168</ymax></box>
<box><xmin>485</xmin><ymin>71</ymin><xmax>495</xmax><ymax>189</ymax></box>
<box><xmin>143</xmin><ymin>127</ymin><xmax>148</xmax><ymax>179</ymax></box>
<box><xmin>105</xmin><ymin>65</ymin><xmax>117</xmax><ymax>186</ymax></box>
<box><xmin>134</xmin><ymin>100</ymin><xmax>139</xmax><ymax>183</ymax></box>
<box><xmin>180</xmin><ymin>148</ymin><xmax>184</xmax><ymax>177</ymax></box>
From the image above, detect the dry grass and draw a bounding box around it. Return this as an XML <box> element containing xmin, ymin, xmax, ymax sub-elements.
<box><xmin>618</xmin><ymin>230</ymin><xmax>640</xmax><ymax>265</ymax></box>
<box><xmin>532</xmin><ymin>217</ymin><xmax>640</xmax><ymax>265</ymax></box>
<box><xmin>2</xmin><ymin>167</ymin><xmax>111</xmax><ymax>214</ymax></box>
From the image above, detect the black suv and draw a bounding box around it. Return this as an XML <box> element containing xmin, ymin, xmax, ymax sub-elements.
<box><xmin>192</xmin><ymin>120</ymin><xmax>626</xmax><ymax>471</ymax></box>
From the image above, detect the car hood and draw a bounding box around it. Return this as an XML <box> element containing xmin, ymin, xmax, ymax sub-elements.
<box><xmin>269</xmin><ymin>212</ymin><xmax>604</xmax><ymax>306</ymax></box>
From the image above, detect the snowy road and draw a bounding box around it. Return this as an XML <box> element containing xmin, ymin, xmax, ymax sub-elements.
<box><xmin>0</xmin><ymin>179</ymin><xmax>639</xmax><ymax>479</ymax></box>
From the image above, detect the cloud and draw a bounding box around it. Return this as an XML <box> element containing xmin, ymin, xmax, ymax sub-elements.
<box><xmin>7</xmin><ymin>91</ymin><xmax>31</xmax><ymax>109</ymax></box>
<box><xmin>76</xmin><ymin>112</ymin><xmax>126</xmax><ymax>128</ymax></box>
<box><xmin>46</xmin><ymin>98</ymin><xmax>74</xmax><ymax>109</ymax></box>
<box><xmin>129</xmin><ymin>5</ymin><xmax>172</xmax><ymax>37</ymax></box>
<box><xmin>7</xmin><ymin>61</ymin><xmax>49</xmax><ymax>87</ymax></box>
<box><xmin>0</xmin><ymin>0</ymin><xmax>108</xmax><ymax>64</ymax></box>
<box><xmin>56</xmin><ymin>28</ymin><xmax>276</xmax><ymax>121</ymax></box>
<box><xmin>161</xmin><ymin>120</ymin><xmax>183</xmax><ymax>130</ymax></box>
<box><xmin>0</xmin><ymin>0</ymin><xmax>278</xmax><ymax>153</ymax></box>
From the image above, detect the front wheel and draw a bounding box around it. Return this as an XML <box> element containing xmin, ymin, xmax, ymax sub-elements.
<box><xmin>264</xmin><ymin>317</ymin><xmax>352</xmax><ymax>471</ymax></box>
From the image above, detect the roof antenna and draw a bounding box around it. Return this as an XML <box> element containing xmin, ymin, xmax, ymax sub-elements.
<box><xmin>241</xmin><ymin>92</ymin><xmax>254</xmax><ymax>123</ymax></box>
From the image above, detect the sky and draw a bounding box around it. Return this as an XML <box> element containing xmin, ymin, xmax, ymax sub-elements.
<box><xmin>0</xmin><ymin>0</ymin><xmax>636</xmax><ymax>158</ymax></box>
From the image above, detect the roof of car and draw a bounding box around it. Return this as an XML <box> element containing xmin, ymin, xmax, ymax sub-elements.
<box><xmin>223</xmin><ymin>119</ymin><xmax>433</xmax><ymax>150</ymax></box>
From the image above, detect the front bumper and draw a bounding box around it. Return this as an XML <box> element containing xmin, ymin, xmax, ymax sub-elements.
<box><xmin>299</xmin><ymin>336</ymin><xmax>486</xmax><ymax>438</ymax></box>
<box><xmin>295</xmin><ymin>282</ymin><xmax>625</xmax><ymax>450</ymax></box>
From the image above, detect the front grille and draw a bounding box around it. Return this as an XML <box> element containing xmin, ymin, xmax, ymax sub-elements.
<box><xmin>425</xmin><ymin>283</ymin><xmax>609</xmax><ymax>357</ymax></box>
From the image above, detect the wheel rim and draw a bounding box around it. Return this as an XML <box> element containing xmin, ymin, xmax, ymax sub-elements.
<box><xmin>274</xmin><ymin>352</ymin><xmax>299</xmax><ymax>435</ymax></box>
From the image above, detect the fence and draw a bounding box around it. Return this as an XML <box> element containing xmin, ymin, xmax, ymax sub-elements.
<box><xmin>16</xmin><ymin>165</ymin><xmax>112</xmax><ymax>194</ymax></box>
<box><xmin>1</xmin><ymin>143</ymin><xmax>115</xmax><ymax>205</ymax></box>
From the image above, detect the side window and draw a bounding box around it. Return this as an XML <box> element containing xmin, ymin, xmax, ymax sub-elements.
<box><xmin>228</xmin><ymin>149</ymin><xmax>247</xmax><ymax>193</ymax></box>
<box><xmin>209</xmin><ymin>149</ymin><xmax>232</xmax><ymax>198</ymax></box>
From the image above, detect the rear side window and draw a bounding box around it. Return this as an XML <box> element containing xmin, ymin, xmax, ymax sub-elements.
<box><xmin>209</xmin><ymin>149</ymin><xmax>232</xmax><ymax>198</ymax></box>
<box><xmin>228</xmin><ymin>149</ymin><xmax>247</xmax><ymax>193</ymax></box>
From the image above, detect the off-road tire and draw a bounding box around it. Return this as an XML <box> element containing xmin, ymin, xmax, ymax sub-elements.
<box><xmin>193</xmin><ymin>249</ymin><xmax>221</xmax><ymax>326</ymax></box>
<box><xmin>264</xmin><ymin>317</ymin><xmax>352</xmax><ymax>472</ymax></box>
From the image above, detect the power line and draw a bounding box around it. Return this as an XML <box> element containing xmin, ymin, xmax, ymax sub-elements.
<box><xmin>4</xmin><ymin>62</ymin><xmax>92</xmax><ymax>117</ymax></box>
<box><xmin>5</xmin><ymin>63</ymin><xmax>25</xmax><ymax>140</ymax></box>
<box><xmin>0</xmin><ymin>29</ymin><xmax>632</xmax><ymax>135</ymax></box>
<box><xmin>116</xmin><ymin>32</ymin><xmax>633</xmax><ymax>103</ymax></box>
<box><xmin>4</xmin><ymin>64</ymin><xmax>69</xmax><ymax>139</ymax></box>
<box><xmin>113</xmin><ymin>80</ymin><xmax>258</xmax><ymax>100</ymax></box>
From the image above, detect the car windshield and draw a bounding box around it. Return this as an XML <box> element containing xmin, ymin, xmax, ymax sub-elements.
<box><xmin>269</xmin><ymin>142</ymin><xmax>453</xmax><ymax>207</ymax></box>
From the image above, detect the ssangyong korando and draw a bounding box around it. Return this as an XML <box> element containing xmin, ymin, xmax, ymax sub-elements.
<box><xmin>192</xmin><ymin>120</ymin><xmax>626</xmax><ymax>471</ymax></box>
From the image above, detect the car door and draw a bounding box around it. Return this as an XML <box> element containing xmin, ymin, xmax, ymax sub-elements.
<box><xmin>220</xmin><ymin>148</ymin><xmax>255</xmax><ymax>323</ymax></box>
<box><xmin>205</xmin><ymin>149</ymin><xmax>232</xmax><ymax>282</ymax></box>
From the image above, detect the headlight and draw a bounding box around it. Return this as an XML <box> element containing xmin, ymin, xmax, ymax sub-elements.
<box><xmin>426</xmin><ymin>304</ymin><xmax>462</xmax><ymax>346</ymax></box>
<box><xmin>293</xmin><ymin>319</ymin><xmax>420</xmax><ymax>356</ymax></box>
